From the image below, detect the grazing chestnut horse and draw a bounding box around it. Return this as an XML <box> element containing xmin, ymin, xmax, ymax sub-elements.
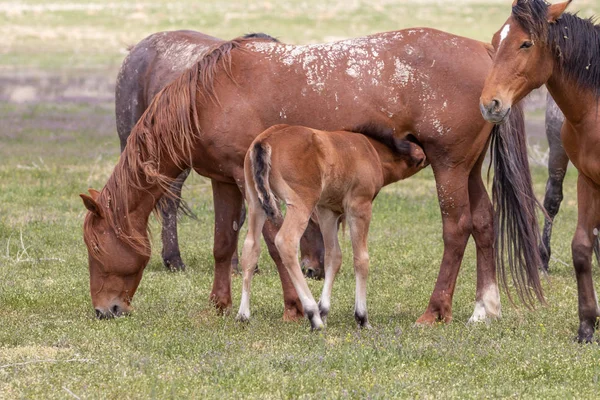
<box><xmin>82</xmin><ymin>29</ymin><xmax>544</xmax><ymax>322</ymax></box>
<box><xmin>540</xmin><ymin>94</ymin><xmax>568</xmax><ymax>271</ymax></box>
<box><xmin>236</xmin><ymin>125</ymin><xmax>428</xmax><ymax>329</ymax></box>
<box><xmin>114</xmin><ymin>30</ymin><xmax>325</xmax><ymax>275</ymax></box>
<box><xmin>480</xmin><ymin>0</ymin><xmax>600</xmax><ymax>341</ymax></box>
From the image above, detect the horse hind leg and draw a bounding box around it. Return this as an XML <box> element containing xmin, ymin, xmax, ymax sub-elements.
<box><xmin>274</xmin><ymin>204</ymin><xmax>324</xmax><ymax>330</ymax></box>
<box><xmin>236</xmin><ymin>199</ymin><xmax>267</xmax><ymax>322</ymax></box>
<box><xmin>315</xmin><ymin>207</ymin><xmax>343</xmax><ymax>324</ymax></box>
<box><xmin>572</xmin><ymin>175</ymin><xmax>600</xmax><ymax>343</ymax></box>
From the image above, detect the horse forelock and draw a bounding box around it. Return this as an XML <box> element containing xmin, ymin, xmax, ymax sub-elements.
<box><xmin>513</xmin><ymin>0</ymin><xmax>600</xmax><ymax>96</ymax></box>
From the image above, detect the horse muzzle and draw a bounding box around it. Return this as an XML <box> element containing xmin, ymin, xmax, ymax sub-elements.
<box><xmin>94</xmin><ymin>303</ymin><xmax>131</xmax><ymax>319</ymax></box>
<box><xmin>479</xmin><ymin>98</ymin><xmax>511</xmax><ymax>124</ymax></box>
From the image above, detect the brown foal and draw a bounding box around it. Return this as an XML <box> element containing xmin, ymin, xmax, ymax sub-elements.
<box><xmin>236</xmin><ymin>125</ymin><xmax>428</xmax><ymax>329</ymax></box>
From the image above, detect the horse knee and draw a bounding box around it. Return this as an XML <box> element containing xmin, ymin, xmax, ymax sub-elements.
<box><xmin>572</xmin><ymin>237</ymin><xmax>593</xmax><ymax>273</ymax></box>
<box><xmin>214</xmin><ymin>232</ymin><xmax>237</xmax><ymax>264</ymax></box>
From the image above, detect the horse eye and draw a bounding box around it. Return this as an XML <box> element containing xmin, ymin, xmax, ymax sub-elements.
<box><xmin>520</xmin><ymin>41</ymin><xmax>533</xmax><ymax>49</ymax></box>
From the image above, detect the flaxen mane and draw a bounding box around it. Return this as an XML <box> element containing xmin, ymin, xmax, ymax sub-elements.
<box><xmin>513</xmin><ymin>0</ymin><xmax>600</xmax><ymax>97</ymax></box>
<box><xmin>84</xmin><ymin>35</ymin><xmax>273</xmax><ymax>256</ymax></box>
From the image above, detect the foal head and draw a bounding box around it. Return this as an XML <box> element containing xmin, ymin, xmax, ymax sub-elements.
<box><xmin>81</xmin><ymin>188</ymin><xmax>149</xmax><ymax>319</ymax></box>
<box><xmin>480</xmin><ymin>0</ymin><xmax>571</xmax><ymax>123</ymax></box>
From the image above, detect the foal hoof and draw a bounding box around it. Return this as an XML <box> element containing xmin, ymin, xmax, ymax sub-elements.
<box><xmin>235</xmin><ymin>313</ymin><xmax>250</xmax><ymax>323</ymax></box>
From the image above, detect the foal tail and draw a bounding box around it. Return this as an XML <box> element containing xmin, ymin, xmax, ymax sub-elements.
<box><xmin>250</xmin><ymin>141</ymin><xmax>280</xmax><ymax>220</ymax></box>
<box><xmin>491</xmin><ymin>102</ymin><xmax>545</xmax><ymax>307</ymax></box>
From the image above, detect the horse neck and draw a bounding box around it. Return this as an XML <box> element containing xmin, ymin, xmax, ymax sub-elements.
<box><xmin>106</xmin><ymin>156</ymin><xmax>181</xmax><ymax>236</ymax></box>
<box><xmin>364</xmin><ymin>138</ymin><xmax>401</xmax><ymax>186</ymax></box>
<box><xmin>546</xmin><ymin>72</ymin><xmax>597</xmax><ymax>128</ymax></box>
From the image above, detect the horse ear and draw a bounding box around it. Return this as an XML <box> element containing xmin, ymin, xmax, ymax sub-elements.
<box><xmin>547</xmin><ymin>0</ymin><xmax>571</xmax><ymax>22</ymax></box>
<box><xmin>88</xmin><ymin>188</ymin><xmax>101</xmax><ymax>201</ymax></box>
<box><xmin>80</xmin><ymin>194</ymin><xmax>104</xmax><ymax>218</ymax></box>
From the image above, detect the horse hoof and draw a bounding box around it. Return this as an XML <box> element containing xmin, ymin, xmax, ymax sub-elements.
<box><xmin>163</xmin><ymin>256</ymin><xmax>186</xmax><ymax>272</ymax></box>
<box><xmin>209</xmin><ymin>294</ymin><xmax>232</xmax><ymax>314</ymax></box>
<box><xmin>283</xmin><ymin>305</ymin><xmax>304</xmax><ymax>322</ymax></box>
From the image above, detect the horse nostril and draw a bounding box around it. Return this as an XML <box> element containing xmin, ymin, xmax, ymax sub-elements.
<box><xmin>95</xmin><ymin>309</ymin><xmax>104</xmax><ymax>319</ymax></box>
<box><xmin>111</xmin><ymin>304</ymin><xmax>120</xmax><ymax>316</ymax></box>
<box><xmin>491</xmin><ymin>98</ymin><xmax>502</xmax><ymax>112</ymax></box>
<box><xmin>305</xmin><ymin>268</ymin><xmax>315</xmax><ymax>278</ymax></box>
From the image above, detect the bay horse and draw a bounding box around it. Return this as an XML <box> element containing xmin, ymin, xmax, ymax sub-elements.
<box><xmin>236</xmin><ymin>124</ymin><xmax>428</xmax><ymax>329</ymax></box>
<box><xmin>114</xmin><ymin>30</ymin><xmax>325</xmax><ymax>276</ymax></box>
<box><xmin>540</xmin><ymin>94</ymin><xmax>568</xmax><ymax>271</ymax></box>
<box><xmin>480</xmin><ymin>0</ymin><xmax>600</xmax><ymax>341</ymax></box>
<box><xmin>82</xmin><ymin>28</ymin><xmax>545</xmax><ymax>323</ymax></box>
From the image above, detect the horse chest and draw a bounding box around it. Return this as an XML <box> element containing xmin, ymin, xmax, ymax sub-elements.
<box><xmin>562</xmin><ymin>126</ymin><xmax>600</xmax><ymax>184</ymax></box>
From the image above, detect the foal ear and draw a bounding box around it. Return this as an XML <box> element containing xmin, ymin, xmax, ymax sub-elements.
<box><xmin>80</xmin><ymin>194</ymin><xmax>104</xmax><ymax>218</ymax></box>
<box><xmin>547</xmin><ymin>0</ymin><xmax>571</xmax><ymax>23</ymax></box>
<box><xmin>88</xmin><ymin>188</ymin><xmax>101</xmax><ymax>201</ymax></box>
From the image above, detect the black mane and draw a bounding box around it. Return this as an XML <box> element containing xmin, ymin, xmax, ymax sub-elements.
<box><xmin>242</xmin><ymin>32</ymin><xmax>280</xmax><ymax>42</ymax></box>
<box><xmin>513</xmin><ymin>0</ymin><xmax>600</xmax><ymax>96</ymax></box>
<box><xmin>351</xmin><ymin>123</ymin><xmax>412</xmax><ymax>156</ymax></box>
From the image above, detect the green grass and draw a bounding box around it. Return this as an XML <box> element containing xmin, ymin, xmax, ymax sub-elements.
<box><xmin>0</xmin><ymin>100</ymin><xmax>598</xmax><ymax>398</ymax></box>
<box><xmin>2</xmin><ymin>0</ymin><xmax>600</xmax><ymax>398</ymax></box>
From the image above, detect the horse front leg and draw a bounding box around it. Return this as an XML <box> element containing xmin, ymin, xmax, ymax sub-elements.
<box><xmin>209</xmin><ymin>180</ymin><xmax>244</xmax><ymax>312</ymax></box>
<box><xmin>159</xmin><ymin>169</ymin><xmax>191</xmax><ymax>271</ymax></box>
<box><xmin>572</xmin><ymin>174</ymin><xmax>600</xmax><ymax>343</ymax></box>
<box><xmin>416</xmin><ymin>169</ymin><xmax>472</xmax><ymax>325</ymax></box>
<box><xmin>467</xmin><ymin>158</ymin><xmax>501</xmax><ymax>323</ymax></box>
<box><xmin>540</xmin><ymin>121</ymin><xmax>569</xmax><ymax>272</ymax></box>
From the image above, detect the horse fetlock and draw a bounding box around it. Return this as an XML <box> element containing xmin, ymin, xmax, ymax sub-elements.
<box><xmin>306</xmin><ymin>309</ymin><xmax>325</xmax><ymax>331</ymax></box>
<box><xmin>318</xmin><ymin>300</ymin><xmax>330</xmax><ymax>321</ymax></box>
<box><xmin>354</xmin><ymin>311</ymin><xmax>369</xmax><ymax>328</ymax></box>
<box><xmin>209</xmin><ymin>292</ymin><xmax>232</xmax><ymax>313</ymax></box>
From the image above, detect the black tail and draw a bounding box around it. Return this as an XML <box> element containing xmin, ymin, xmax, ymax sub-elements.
<box><xmin>250</xmin><ymin>142</ymin><xmax>280</xmax><ymax>220</ymax></box>
<box><xmin>491</xmin><ymin>102</ymin><xmax>545</xmax><ymax>307</ymax></box>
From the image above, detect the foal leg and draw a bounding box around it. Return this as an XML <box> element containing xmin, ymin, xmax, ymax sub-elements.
<box><xmin>159</xmin><ymin>169</ymin><xmax>191</xmax><ymax>271</ymax></box>
<box><xmin>347</xmin><ymin>202</ymin><xmax>373</xmax><ymax>328</ymax></box>
<box><xmin>209</xmin><ymin>180</ymin><xmax>244</xmax><ymax>312</ymax></box>
<box><xmin>275</xmin><ymin>205</ymin><xmax>324</xmax><ymax>330</ymax></box>
<box><xmin>416</xmin><ymin>169</ymin><xmax>472</xmax><ymax>325</ymax></box>
<box><xmin>467</xmin><ymin>158</ymin><xmax>501</xmax><ymax>323</ymax></box>
<box><xmin>540</xmin><ymin>112</ymin><xmax>568</xmax><ymax>271</ymax></box>
<box><xmin>572</xmin><ymin>175</ymin><xmax>600</xmax><ymax>343</ymax></box>
<box><xmin>315</xmin><ymin>207</ymin><xmax>343</xmax><ymax>324</ymax></box>
<box><xmin>236</xmin><ymin>202</ymin><xmax>267</xmax><ymax>322</ymax></box>
<box><xmin>261</xmin><ymin>219</ymin><xmax>304</xmax><ymax>321</ymax></box>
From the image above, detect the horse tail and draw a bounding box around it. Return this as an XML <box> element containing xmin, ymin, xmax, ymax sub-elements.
<box><xmin>594</xmin><ymin>232</ymin><xmax>600</xmax><ymax>267</ymax></box>
<box><xmin>250</xmin><ymin>141</ymin><xmax>280</xmax><ymax>220</ymax></box>
<box><xmin>490</xmin><ymin>102</ymin><xmax>546</xmax><ymax>307</ymax></box>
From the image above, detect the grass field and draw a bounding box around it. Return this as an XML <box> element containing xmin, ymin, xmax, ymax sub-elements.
<box><xmin>2</xmin><ymin>0</ymin><xmax>600</xmax><ymax>398</ymax></box>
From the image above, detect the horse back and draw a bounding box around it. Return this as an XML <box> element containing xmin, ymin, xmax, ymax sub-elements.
<box><xmin>115</xmin><ymin>30</ymin><xmax>222</xmax><ymax>149</ymax></box>
<box><xmin>255</xmin><ymin>126</ymin><xmax>382</xmax><ymax>211</ymax></box>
